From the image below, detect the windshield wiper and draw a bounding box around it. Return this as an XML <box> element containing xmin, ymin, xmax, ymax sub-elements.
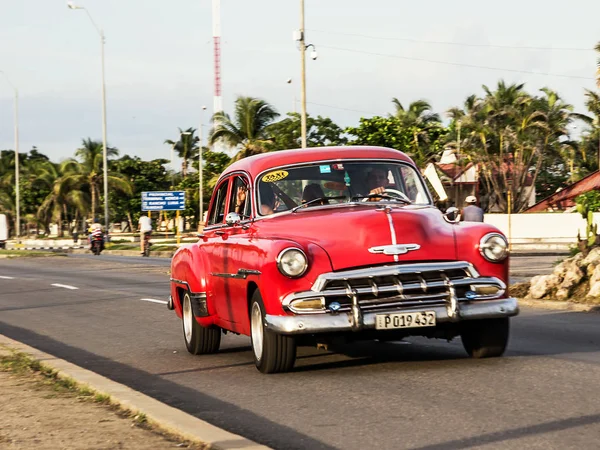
<box><xmin>291</xmin><ymin>196</ymin><xmax>348</xmax><ymax>213</ymax></box>
<box><xmin>350</xmin><ymin>193</ymin><xmax>412</xmax><ymax>204</ymax></box>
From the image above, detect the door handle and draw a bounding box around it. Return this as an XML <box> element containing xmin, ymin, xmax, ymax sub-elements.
<box><xmin>215</xmin><ymin>230</ymin><xmax>226</xmax><ymax>236</ymax></box>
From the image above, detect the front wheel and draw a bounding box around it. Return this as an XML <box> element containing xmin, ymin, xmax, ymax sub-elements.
<box><xmin>182</xmin><ymin>292</ymin><xmax>221</xmax><ymax>355</ymax></box>
<box><xmin>461</xmin><ymin>318</ymin><xmax>510</xmax><ymax>358</ymax></box>
<box><xmin>250</xmin><ymin>291</ymin><xmax>296</xmax><ymax>374</ymax></box>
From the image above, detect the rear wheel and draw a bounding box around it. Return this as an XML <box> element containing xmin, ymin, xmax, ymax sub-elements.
<box><xmin>250</xmin><ymin>290</ymin><xmax>296</xmax><ymax>374</ymax></box>
<box><xmin>461</xmin><ymin>318</ymin><xmax>510</xmax><ymax>358</ymax></box>
<box><xmin>182</xmin><ymin>291</ymin><xmax>220</xmax><ymax>354</ymax></box>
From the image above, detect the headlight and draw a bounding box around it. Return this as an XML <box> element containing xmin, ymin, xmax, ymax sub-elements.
<box><xmin>277</xmin><ymin>248</ymin><xmax>308</xmax><ymax>278</ymax></box>
<box><xmin>479</xmin><ymin>233</ymin><xmax>508</xmax><ymax>262</ymax></box>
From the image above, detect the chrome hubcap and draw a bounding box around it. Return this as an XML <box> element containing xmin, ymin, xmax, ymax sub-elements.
<box><xmin>251</xmin><ymin>302</ymin><xmax>264</xmax><ymax>361</ymax></box>
<box><xmin>183</xmin><ymin>294</ymin><xmax>193</xmax><ymax>343</ymax></box>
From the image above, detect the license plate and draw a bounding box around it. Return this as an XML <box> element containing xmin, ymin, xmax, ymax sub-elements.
<box><xmin>375</xmin><ymin>311</ymin><xmax>436</xmax><ymax>330</ymax></box>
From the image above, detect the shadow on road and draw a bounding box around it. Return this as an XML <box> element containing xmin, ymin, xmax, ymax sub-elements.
<box><xmin>0</xmin><ymin>322</ymin><xmax>335</xmax><ymax>450</ymax></box>
<box><xmin>411</xmin><ymin>414</ymin><xmax>600</xmax><ymax>450</ymax></box>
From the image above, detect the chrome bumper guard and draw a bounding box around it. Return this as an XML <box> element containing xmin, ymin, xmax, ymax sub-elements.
<box><xmin>265</xmin><ymin>298</ymin><xmax>519</xmax><ymax>335</ymax></box>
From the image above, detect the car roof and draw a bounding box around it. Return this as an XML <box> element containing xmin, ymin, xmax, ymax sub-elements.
<box><xmin>222</xmin><ymin>146</ymin><xmax>415</xmax><ymax>178</ymax></box>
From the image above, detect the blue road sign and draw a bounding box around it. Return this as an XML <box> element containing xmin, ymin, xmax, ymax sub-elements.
<box><xmin>142</xmin><ymin>191</ymin><xmax>186</xmax><ymax>211</ymax></box>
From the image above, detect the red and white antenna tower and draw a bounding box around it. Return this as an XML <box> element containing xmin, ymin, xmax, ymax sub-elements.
<box><xmin>212</xmin><ymin>0</ymin><xmax>222</xmax><ymax>114</ymax></box>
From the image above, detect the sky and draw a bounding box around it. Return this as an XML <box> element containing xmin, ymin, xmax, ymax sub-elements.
<box><xmin>0</xmin><ymin>0</ymin><xmax>599</xmax><ymax>166</ymax></box>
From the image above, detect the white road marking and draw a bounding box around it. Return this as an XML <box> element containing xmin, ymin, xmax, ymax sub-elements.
<box><xmin>51</xmin><ymin>283</ymin><xmax>79</xmax><ymax>290</ymax></box>
<box><xmin>141</xmin><ymin>298</ymin><xmax>168</xmax><ymax>305</ymax></box>
<box><xmin>0</xmin><ymin>276</ymin><xmax>15</xmax><ymax>280</ymax></box>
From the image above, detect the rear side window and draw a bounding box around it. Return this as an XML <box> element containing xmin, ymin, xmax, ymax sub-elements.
<box><xmin>207</xmin><ymin>179</ymin><xmax>230</xmax><ymax>225</ymax></box>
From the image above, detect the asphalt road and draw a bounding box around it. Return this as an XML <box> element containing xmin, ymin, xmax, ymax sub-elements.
<box><xmin>1</xmin><ymin>254</ymin><xmax>599</xmax><ymax>450</ymax></box>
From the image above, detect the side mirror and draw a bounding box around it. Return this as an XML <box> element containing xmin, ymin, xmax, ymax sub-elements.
<box><xmin>444</xmin><ymin>207</ymin><xmax>460</xmax><ymax>223</ymax></box>
<box><xmin>225</xmin><ymin>212</ymin><xmax>242</xmax><ymax>227</ymax></box>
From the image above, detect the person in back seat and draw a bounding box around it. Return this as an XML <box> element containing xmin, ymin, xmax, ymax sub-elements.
<box><xmin>302</xmin><ymin>183</ymin><xmax>328</xmax><ymax>205</ymax></box>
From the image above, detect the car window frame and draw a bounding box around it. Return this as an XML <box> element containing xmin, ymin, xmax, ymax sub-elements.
<box><xmin>253</xmin><ymin>158</ymin><xmax>433</xmax><ymax>219</ymax></box>
<box><xmin>227</xmin><ymin>172</ymin><xmax>253</xmax><ymax>221</ymax></box>
<box><xmin>205</xmin><ymin>178</ymin><xmax>232</xmax><ymax>229</ymax></box>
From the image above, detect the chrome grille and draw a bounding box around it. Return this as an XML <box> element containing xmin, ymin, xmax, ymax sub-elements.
<box><xmin>283</xmin><ymin>261</ymin><xmax>506</xmax><ymax>314</ymax></box>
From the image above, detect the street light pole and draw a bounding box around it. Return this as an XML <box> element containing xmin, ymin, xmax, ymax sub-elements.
<box><xmin>198</xmin><ymin>106</ymin><xmax>207</xmax><ymax>230</ymax></box>
<box><xmin>67</xmin><ymin>2</ymin><xmax>109</xmax><ymax>238</ymax></box>
<box><xmin>299</xmin><ymin>0</ymin><xmax>307</xmax><ymax>148</ymax></box>
<box><xmin>296</xmin><ymin>1</ymin><xmax>317</xmax><ymax>149</ymax></box>
<box><xmin>0</xmin><ymin>72</ymin><xmax>19</xmax><ymax>238</ymax></box>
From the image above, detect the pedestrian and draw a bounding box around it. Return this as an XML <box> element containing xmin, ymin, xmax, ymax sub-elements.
<box><xmin>461</xmin><ymin>195</ymin><xmax>484</xmax><ymax>222</ymax></box>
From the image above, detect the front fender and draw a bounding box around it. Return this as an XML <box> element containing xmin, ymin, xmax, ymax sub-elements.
<box><xmin>454</xmin><ymin>222</ymin><xmax>509</xmax><ymax>287</ymax></box>
<box><xmin>253</xmin><ymin>238</ymin><xmax>334</xmax><ymax>316</ymax></box>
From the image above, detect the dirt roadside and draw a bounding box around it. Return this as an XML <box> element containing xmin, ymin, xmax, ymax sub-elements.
<box><xmin>0</xmin><ymin>350</ymin><xmax>204</xmax><ymax>450</ymax></box>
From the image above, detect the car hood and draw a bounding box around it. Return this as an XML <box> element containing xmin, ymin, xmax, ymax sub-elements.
<box><xmin>254</xmin><ymin>204</ymin><xmax>457</xmax><ymax>271</ymax></box>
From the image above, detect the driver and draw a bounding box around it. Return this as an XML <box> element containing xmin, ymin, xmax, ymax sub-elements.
<box><xmin>365</xmin><ymin>167</ymin><xmax>389</xmax><ymax>200</ymax></box>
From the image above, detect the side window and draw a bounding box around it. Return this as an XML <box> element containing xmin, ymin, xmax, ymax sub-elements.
<box><xmin>207</xmin><ymin>179</ymin><xmax>230</xmax><ymax>226</ymax></box>
<box><xmin>228</xmin><ymin>175</ymin><xmax>251</xmax><ymax>218</ymax></box>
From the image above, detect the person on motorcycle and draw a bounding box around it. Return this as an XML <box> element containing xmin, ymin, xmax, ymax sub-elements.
<box><xmin>88</xmin><ymin>221</ymin><xmax>105</xmax><ymax>252</ymax></box>
<box><xmin>138</xmin><ymin>214</ymin><xmax>152</xmax><ymax>255</ymax></box>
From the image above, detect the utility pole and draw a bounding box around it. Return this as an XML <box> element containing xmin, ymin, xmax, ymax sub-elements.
<box><xmin>68</xmin><ymin>2</ymin><xmax>109</xmax><ymax>239</ymax></box>
<box><xmin>299</xmin><ymin>0</ymin><xmax>307</xmax><ymax>148</ymax></box>
<box><xmin>0</xmin><ymin>72</ymin><xmax>20</xmax><ymax>238</ymax></box>
<box><xmin>198</xmin><ymin>106</ymin><xmax>207</xmax><ymax>230</ymax></box>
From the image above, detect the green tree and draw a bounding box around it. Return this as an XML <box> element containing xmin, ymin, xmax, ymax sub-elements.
<box><xmin>164</xmin><ymin>127</ymin><xmax>199</xmax><ymax>178</ymax></box>
<box><xmin>209</xmin><ymin>96</ymin><xmax>279</xmax><ymax>161</ymax></box>
<box><xmin>346</xmin><ymin>116</ymin><xmax>448</xmax><ymax>167</ymax></box>
<box><xmin>61</xmin><ymin>138</ymin><xmax>132</xmax><ymax>222</ymax></box>
<box><xmin>266</xmin><ymin>113</ymin><xmax>348</xmax><ymax>150</ymax></box>
<box><xmin>109</xmin><ymin>155</ymin><xmax>170</xmax><ymax>230</ymax></box>
<box><xmin>444</xmin><ymin>81</ymin><xmax>578</xmax><ymax>213</ymax></box>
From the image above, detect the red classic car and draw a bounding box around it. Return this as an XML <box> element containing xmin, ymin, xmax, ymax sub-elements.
<box><xmin>168</xmin><ymin>146</ymin><xmax>519</xmax><ymax>373</ymax></box>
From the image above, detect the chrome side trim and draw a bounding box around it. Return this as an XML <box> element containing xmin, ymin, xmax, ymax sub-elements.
<box><xmin>170</xmin><ymin>278</ymin><xmax>190</xmax><ymax>289</ymax></box>
<box><xmin>211</xmin><ymin>269</ymin><xmax>262</xmax><ymax>279</ymax></box>
<box><xmin>265</xmin><ymin>298</ymin><xmax>519</xmax><ymax>335</ymax></box>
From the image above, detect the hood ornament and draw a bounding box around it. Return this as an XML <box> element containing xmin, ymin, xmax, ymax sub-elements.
<box><xmin>369</xmin><ymin>244</ymin><xmax>421</xmax><ymax>256</ymax></box>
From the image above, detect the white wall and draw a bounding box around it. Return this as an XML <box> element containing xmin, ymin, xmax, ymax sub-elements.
<box><xmin>484</xmin><ymin>212</ymin><xmax>599</xmax><ymax>243</ymax></box>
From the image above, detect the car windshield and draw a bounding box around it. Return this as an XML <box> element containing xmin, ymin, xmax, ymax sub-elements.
<box><xmin>256</xmin><ymin>161</ymin><xmax>431</xmax><ymax>216</ymax></box>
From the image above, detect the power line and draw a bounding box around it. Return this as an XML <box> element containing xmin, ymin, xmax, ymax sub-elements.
<box><xmin>308</xmin><ymin>29</ymin><xmax>594</xmax><ymax>52</ymax></box>
<box><xmin>317</xmin><ymin>44</ymin><xmax>596</xmax><ymax>81</ymax></box>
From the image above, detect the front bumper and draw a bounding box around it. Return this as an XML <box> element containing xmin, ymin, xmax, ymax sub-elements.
<box><xmin>265</xmin><ymin>298</ymin><xmax>519</xmax><ymax>335</ymax></box>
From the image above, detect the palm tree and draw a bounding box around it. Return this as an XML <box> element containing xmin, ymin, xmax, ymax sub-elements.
<box><xmin>390</xmin><ymin>98</ymin><xmax>441</xmax><ymax>165</ymax></box>
<box><xmin>164</xmin><ymin>127</ymin><xmax>199</xmax><ymax>178</ymax></box>
<box><xmin>572</xmin><ymin>90</ymin><xmax>600</xmax><ymax>171</ymax></box>
<box><xmin>209</xmin><ymin>96</ymin><xmax>279</xmax><ymax>161</ymax></box>
<box><xmin>391</xmin><ymin>98</ymin><xmax>441</xmax><ymax>127</ymax></box>
<box><xmin>595</xmin><ymin>41</ymin><xmax>600</xmax><ymax>90</ymax></box>
<box><xmin>38</xmin><ymin>167</ymin><xmax>89</xmax><ymax>236</ymax></box>
<box><xmin>61</xmin><ymin>138</ymin><xmax>132</xmax><ymax>221</ymax></box>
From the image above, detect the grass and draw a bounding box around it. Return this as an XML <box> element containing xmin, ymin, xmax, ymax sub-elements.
<box><xmin>0</xmin><ymin>348</ymin><xmax>206</xmax><ymax>448</ymax></box>
<box><xmin>0</xmin><ymin>250</ymin><xmax>65</xmax><ymax>258</ymax></box>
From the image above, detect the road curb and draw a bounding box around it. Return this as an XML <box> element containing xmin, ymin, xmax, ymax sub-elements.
<box><xmin>517</xmin><ymin>298</ymin><xmax>600</xmax><ymax>312</ymax></box>
<box><xmin>0</xmin><ymin>334</ymin><xmax>270</xmax><ymax>450</ymax></box>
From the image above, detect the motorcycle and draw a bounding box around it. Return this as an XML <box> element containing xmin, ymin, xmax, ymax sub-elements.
<box><xmin>90</xmin><ymin>232</ymin><xmax>104</xmax><ymax>256</ymax></box>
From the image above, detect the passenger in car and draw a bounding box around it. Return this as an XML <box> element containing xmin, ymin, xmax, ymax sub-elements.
<box><xmin>301</xmin><ymin>183</ymin><xmax>328</xmax><ymax>205</ymax></box>
<box><xmin>259</xmin><ymin>183</ymin><xmax>279</xmax><ymax>215</ymax></box>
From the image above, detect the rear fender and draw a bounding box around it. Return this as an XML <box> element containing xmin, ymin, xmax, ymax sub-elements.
<box><xmin>170</xmin><ymin>244</ymin><xmax>215</xmax><ymax>326</ymax></box>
